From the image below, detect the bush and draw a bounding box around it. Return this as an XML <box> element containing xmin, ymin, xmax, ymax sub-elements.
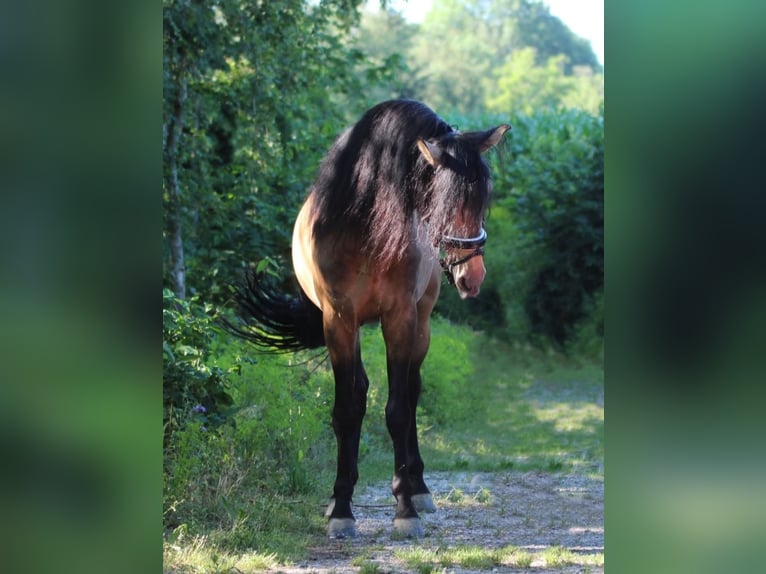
<box><xmin>492</xmin><ymin>108</ymin><xmax>603</xmax><ymax>347</ymax></box>
<box><xmin>358</xmin><ymin>316</ymin><xmax>480</xmax><ymax>428</ymax></box>
<box><xmin>163</xmin><ymin>316</ymin><xmax>336</xmax><ymax>534</ymax></box>
<box><xmin>438</xmin><ymin>108</ymin><xmax>603</xmax><ymax>349</ymax></box>
<box><xmin>163</xmin><ymin>289</ymin><xmax>235</xmax><ymax>445</ymax></box>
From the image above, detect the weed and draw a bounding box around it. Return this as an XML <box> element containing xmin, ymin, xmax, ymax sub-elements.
<box><xmin>445</xmin><ymin>488</ymin><xmax>464</xmax><ymax>503</ymax></box>
<box><xmin>447</xmin><ymin>546</ymin><xmax>501</xmax><ymax>568</ymax></box>
<box><xmin>500</xmin><ymin>546</ymin><xmax>533</xmax><ymax>568</ymax></box>
<box><xmin>163</xmin><ymin>534</ymin><xmax>279</xmax><ymax>573</ymax></box>
<box><xmin>538</xmin><ymin>546</ymin><xmax>604</xmax><ymax>568</ymax></box>
<box><xmin>396</xmin><ymin>547</ymin><xmax>439</xmax><ymax>569</ymax></box>
<box><xmin>474</xmin><ymin>487</ymin><xmax>492</xmax><ymax>504</ymax></box>
<box><xmin>357</xmin><ymin>560</ymin><xmax>381</xmax><ymax>574</ymax></box>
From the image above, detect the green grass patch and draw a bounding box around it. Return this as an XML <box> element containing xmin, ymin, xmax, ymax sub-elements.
<box><xmin>163</xmin><ymin>534</ymin><xmax>279</xmax><ymax>573</ymax></box>
<box><xmin>395</xmin><ymin>544</ymin><xmax>603</xmax><ymax>571</ymax></box>
<box><xmin>396</xmin><ymin>547</ymin><xmax>441</xmax><ymax>572</ymax></box>
<box><xmin>417</xmin><ymin>332</ymin><xmax>604</xmax><ymax>475</ymax></box>
<box><xmin>540</xmin><ymin>546</ymin><xmax>605</xmax><ymax>568</ymax></box>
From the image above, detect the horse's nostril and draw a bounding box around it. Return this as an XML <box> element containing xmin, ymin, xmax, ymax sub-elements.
<box><xmin>458</xmin><ymin>276</ymin><xmax>475</xmax><ymax>294</ymax></box>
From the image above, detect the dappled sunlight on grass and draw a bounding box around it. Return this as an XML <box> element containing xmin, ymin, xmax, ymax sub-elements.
<box><xmin>533</xmin><ymin>401</ymin><xmax>604</xmax><ymax>433</ymax></box>
<box><xmin>419</xmin><ymin>337</ymin><xmax>603</xmax><ymax>474</ymax></box>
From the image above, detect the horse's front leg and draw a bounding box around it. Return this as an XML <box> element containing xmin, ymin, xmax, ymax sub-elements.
<box><xmin>381</xmin><ymin>305</ymin><xmax>424</xmax><ymax>538</ymax></box>
<box><xmin>406</xmin><ymin>365</ymin><xmax>437</xmax><ymax>514</ymax></box>
<box><xmin>324</xmin><ymin>314</ymin><xmax>368</xmax><ymax>538</ymax></box>
<box><xmin>407</xmin><ymin>270</ymin><xmax>440</xmax><ymax>514</ymax></box>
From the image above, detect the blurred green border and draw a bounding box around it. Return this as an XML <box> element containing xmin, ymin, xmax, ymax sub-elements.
<box><xmin>0</xmin><ymin>1</ymin><xmax>161</xmax><ymax>573</ymax></box>
<box><xmin>4</xmin><ymin>1</ymin><xmax>766</xmax><ymax>572</ymax></box>
<box><xmin>607</xmin><ymin>2</ymin><xmax>766</xmax><ymax>572</ymax></box>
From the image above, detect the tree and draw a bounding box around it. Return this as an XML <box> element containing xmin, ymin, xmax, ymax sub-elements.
<box><xmin>404</xmin><ymin>0</ymin><xmax>601</xmax><ymax>115</ymax></box>
<box><xmin>162</xmin><ymin>0</ymin><xmax>379</xmax><ymax>301</ymax></box>
<box><xmin>486</xmin><ymin>48</ymin><xmax>603</xmax><ymax>115</ymax></box>
<box><xmin>348</xmin><ymin>6</ymin><xmax>426</xmax><ymax>102</ymax></box>
<box><xmin>408</xmin><ymin>0</ymin><xmax>496</xmax><ymax>112</ymax></box>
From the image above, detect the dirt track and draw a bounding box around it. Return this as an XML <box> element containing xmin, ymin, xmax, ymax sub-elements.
<box><xmin>274</xmin><ymin>470</ymin><xmax>603</xmax><ymax>573</ymax></box>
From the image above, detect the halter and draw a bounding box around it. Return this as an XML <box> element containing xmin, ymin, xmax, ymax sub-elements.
<box><xmin>439</xmin><ymin>228</ymin><xmax>487</xmax><ymax>286</ymax></box>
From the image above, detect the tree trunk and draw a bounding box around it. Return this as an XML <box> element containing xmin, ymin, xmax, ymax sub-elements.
<box><xmin>164</xmin><ymin>75</ymin><xmax>188</xmax><ymax>300</ymax></box>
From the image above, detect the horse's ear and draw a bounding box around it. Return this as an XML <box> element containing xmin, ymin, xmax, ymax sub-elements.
<box><xmin>463</xmin><ymin>124</ymin><xmax>512</xmax><ymax>153</ymax></box>
<box><xmin>417</xmin><ymin>138</ymin><xmax>443</xmax><ymax>167</ymax></box>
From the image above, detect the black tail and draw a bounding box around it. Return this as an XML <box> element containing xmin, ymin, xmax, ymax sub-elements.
<box><xmin>224</xmin><ymin>269</ymin><xmax>325</xmax><ymax>352</ymax></box>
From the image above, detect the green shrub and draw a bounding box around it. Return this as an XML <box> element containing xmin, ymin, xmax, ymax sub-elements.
<box><xmin>356</xmin><ymin>317</ymin><xmax>479</xmax><ymax>428</ymax></box>
<box><xmin>224</xmin><ymin>347</ymin><xmax>335</xmax><ymax>495</ymax></box>
<box><xmin>490</xmin><ymin>108</ymin><xmax>603</xmax><ymax>347</ymax></box>
<box><xmin>420</xmin><ymin>317</ymin><xmax>480</xmax><ymax>425</ymax></box>
<box><xmin>437</xmin><ymin>108</ymin><xmax>603</xmax><ymax>350</ymax></box>
<box><xmin>163</xmin><ymin>330</ymin><xmax>336</xmax><ymax>534</ymax></box>
<box><xmin>162</xmin><ymin>289</ymin><xmax>235</xmax><ymax>445</ymax></box>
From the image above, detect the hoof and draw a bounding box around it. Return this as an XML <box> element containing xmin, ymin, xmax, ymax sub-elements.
<box><xmin>393</xmin><ymin>517</ymin><xmax>424</xmax><ymax>538</ymax></box>
<box><xmin>327</xmin><ymin>518</ymin><xmax>356</xmax><ymax>539</ymax></box>
<box><xmin>412</xmin><ymin>493</ymin><xmax>437</xmax><ymax>513</ymax></box>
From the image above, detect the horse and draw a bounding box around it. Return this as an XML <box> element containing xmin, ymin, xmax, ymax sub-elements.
<box><xmin>229</xmin><ymin>99</ymin><xmax>510</xmax><ymax>538</ymax></box>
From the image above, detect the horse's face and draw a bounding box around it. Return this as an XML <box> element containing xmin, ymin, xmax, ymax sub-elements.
<box><xmin>417</xmin><ymin>123</ymin><xmax>511</xmax><ymax>299</ymax></box>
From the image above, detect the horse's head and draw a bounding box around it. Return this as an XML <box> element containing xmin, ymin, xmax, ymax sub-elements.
<box><xmin>417</xmin><ymin>123</ymin><xmax>511</xmax><ymax>299</ymax></box>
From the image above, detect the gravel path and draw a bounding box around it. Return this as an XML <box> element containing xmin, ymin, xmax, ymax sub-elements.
<box><xmin>274</xmin><ymin>470</ymin><xmax>603</xmax><ymax>574</ymax></box>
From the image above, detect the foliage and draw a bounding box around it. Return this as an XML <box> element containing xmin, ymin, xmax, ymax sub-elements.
<box><xmin>162</xmin><ymin>0</ymin><xmax>604</xmax><ymax>350</ymax></box>
<box><xmin>162</xmin><ymin>1</ymin><xmax>604</xmax><ymax>569</ymax></box>
<box><xmin>163</xmin><ymin>0</ymin><xmax>379</xmax><ymax>301</ymax></box>
<box><xmin>164</xmin><ymin>322</ymin><xmax>603</xmax><ymax>566</ymax></box>
<box><xmin>162</xmin><ymin>288</ymin><xmax>234</xmax><ymax>444</ymax></box>
<box><xmin>420</xmin><ymin>318</ymin><xmax>482</xmax><ymax>424</ymax></box>
<box><xmin>435</xmin><ymin>108</ymin><xmax>603</xmax><ymax>348</ymax></box>
<box><xmin>395</xmin><ymin>544</ymin><xmax>602</xmax><ymax>571</ymax></box>
<box><xmin>163</xmin><ymin>330</ymin><xmax>335</xmax><ymax>548</ymax></box>
<box><xmin>299</xmin><ymin>317</ymin><xmax>486</xmax><ymax>463</ymax></box>
<box><xmin>219</xmin><ymin>343</ymin><xmax>336</xmax><ymax>496</ymax></box>
<box><xmin>491</xmin><ymin>108</ymin><xmax>604</xmax><ymax>346</ymax></box>
<box><xmin>419</xmin><ymin>335</ymin><xmax>604</xmax><ymax>474</ymax></box>
<box><xmin>487</xmin><ymin>47</ymin><xmax>604</xmax><ymax>116</ymax></box>
<box><xmin>400</xmin><ymin>0</ymin><xmax>602</xmax><ymax>115</ymax></box>
<box><xmin>348</xmin><ymin>6</ymin><xmax>426</xmax><ymax>103</ymax></box>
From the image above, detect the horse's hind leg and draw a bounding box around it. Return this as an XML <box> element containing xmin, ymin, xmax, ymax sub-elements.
<box><xmin>325</xmin><ymin>319</ymin><xmax>368</xmax><ymax>538</ymax></box>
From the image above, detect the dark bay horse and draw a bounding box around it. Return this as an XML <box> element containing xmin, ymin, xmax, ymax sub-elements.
<box><xmin>231</xmin><ymin>99</ymin><xmax>509</xmax><ymax>538</ymax></box>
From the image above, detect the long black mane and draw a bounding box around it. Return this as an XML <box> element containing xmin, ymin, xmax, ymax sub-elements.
<box><xmin>310</xmin><ymin>99</ymin><xmax>492</xmax><ymax>268</ymax></box>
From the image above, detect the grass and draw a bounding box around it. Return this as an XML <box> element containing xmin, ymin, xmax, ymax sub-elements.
<box><xmin>418</xmin><ymin>334</ymin><xmax>604</xmax><ymax>476</ymax></box>
<box><xmin>164</xmin><ymin>320</ymin><xmax>603</xmax><ymax>572</ymax></box>
<box><xmin>395</xmin><ymin>544</ymin><xmax>604</xmax><ymax>571</ymax></box>
<box><xmin>163</xmin><ymin>534</ymin><xmax>279</xmax><ymax>573</ymax></box>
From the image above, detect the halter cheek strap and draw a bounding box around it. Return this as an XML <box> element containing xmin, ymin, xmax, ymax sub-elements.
<box><xmin>439</xmin><ymin>228</ymin><xmax>487</xmax><ymax>286</ymax></box>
